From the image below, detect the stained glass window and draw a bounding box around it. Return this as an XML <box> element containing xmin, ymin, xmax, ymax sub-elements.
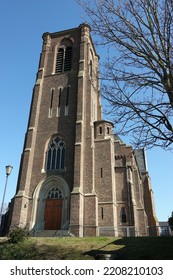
<box><xmin>46</xmin><ymin>136</ymin><xmax>66</xmax><ymax>170</ymax></box>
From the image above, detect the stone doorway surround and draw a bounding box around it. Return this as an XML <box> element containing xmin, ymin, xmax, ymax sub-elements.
<box><xmin>30</xmin><ymin>175</ymin><xmax>70</xmax><ymax>231</ymax></box>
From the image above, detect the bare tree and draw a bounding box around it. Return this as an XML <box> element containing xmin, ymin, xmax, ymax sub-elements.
<box><xmin>168</xmin><ymin>212</ymin><xmax>173</xmax><ymax>231</ymax></box>
<box><xmin>78</xmin><ymin>0</ymin><xmax>173</xmax><ymax>150</ymax></box>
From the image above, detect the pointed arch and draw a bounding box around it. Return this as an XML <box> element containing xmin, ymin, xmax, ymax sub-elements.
<box><xmin>30</xmin><ymin>176</ymin><xmax>70</xmax><ymax>230</ymax></box>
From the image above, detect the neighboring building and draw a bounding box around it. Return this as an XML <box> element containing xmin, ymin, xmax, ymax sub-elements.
<box><xmin>158</xmin><ymin>222</ymin><xmax>172</xmax><ymax>236</ymax></box>
<box><xmin>6</xmin><ymin>24</ymin><xmax>158</xmax><ymax>237</ymax></box>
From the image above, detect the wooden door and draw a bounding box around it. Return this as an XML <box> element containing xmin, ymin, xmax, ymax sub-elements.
<box><xmin>44</xmin><ymin>199</ymin><xmax>63</xmax><ymax>230</ymax></box>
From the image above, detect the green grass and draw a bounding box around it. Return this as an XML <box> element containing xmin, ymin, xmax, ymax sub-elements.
<box><xmin>0</xmin><ymin>236</ymin><xmax>173</xmax><ymax>260</ymax></box>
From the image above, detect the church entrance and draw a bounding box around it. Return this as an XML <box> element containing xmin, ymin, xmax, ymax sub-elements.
<box><xmin>44</xmin><ymin>187</ymin><xmax>63</xmax><ymax>230</ymax></box>
<box><xmin>44</xmin><ymin>199</ymin><xmax>62</xmax><ymax>230</ymax></box>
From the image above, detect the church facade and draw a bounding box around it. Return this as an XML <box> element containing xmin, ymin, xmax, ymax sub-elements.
<box><xmin>8</xmin><ymin>24</ymin><xmax>158</xmax><ymax>237</ymax></box>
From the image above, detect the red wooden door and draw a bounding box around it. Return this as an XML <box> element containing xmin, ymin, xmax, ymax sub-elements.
<box><xmin>44</xmin><ymin>199</ymin><xmax>62</xmax><ymax>230</ymax></box>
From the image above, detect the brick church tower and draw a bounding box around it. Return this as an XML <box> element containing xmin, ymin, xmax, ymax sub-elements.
<box><xmin>9</xmin><ymin>24</ymin><xmax>158</xmax><ymax>237</ymax></box>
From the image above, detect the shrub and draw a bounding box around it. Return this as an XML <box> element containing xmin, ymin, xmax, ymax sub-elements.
<box><xmin>8</xmin><ymin>227</ymin><xmax>30</xmax><ymax>244</ymax></box>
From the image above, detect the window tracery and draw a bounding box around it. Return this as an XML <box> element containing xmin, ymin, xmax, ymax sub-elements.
<box><xmin>46</xmin><ymin>136</ymin><xmax>66</xmax><ymax>170</ymax></box>
<box><xmin>47</xmin><ymin>187</ymin><xmax>63</xmax><ymax>199</ymax></box>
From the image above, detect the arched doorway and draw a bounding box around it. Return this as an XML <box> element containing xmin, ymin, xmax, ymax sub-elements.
<box><xmin>30</xmin><ymin>176</ymin><xmax>70</xmax><ymax>231</ymax></box>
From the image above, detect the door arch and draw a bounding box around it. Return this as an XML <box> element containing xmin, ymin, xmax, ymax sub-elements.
<box><xmin>30</xmin><ymin>176</ymin><xmax>70</xmax><ymax>231</ymax></box>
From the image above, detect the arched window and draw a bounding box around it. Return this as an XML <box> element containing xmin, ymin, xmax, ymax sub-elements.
<box><xmin>99</xmin><ymin>126</ymin><xmax>102</xmax><ymax>134</ymax></box>
<box><xmin>65</xmin><ymin>86</ymin><xmax>70</xmax><ymax>116</ymax></box>
<box><xmin>58</xmin><ymin>87</ymin><xmax>62</xmax><ymax>107</ymax></box>
<box><xmin>55</xmin><ymin>46</ymin><xmax>72</xmax><ymax>73</ymax></box>
<box><xmin>57</xmin><ymin>87</ymin><xmax>62</xmax><ymax>117</ymax></box>
<box><xmin>49</xmin><ymin>88</ymin><xmax>54</xmax><ymax>117</ymax></box>
<box><xmin>121</xmin><ymin>207</ymin><xmax>127</xmax><ymax>223</ymax></box>
<box><xmin>66</xmin><ymin>86</ymin><xmax>70</xmax><ymax>107</ymax></box>
<box><xmin>47</xmin><ymin>187</ymin><xmax>63</xmax><ymax>199</ymax></box>
<box><xmin>89</xmin><ymin>60</ymin><xmax>92</xmax><ymax>77</ymax></box>
<box><xmin>46</xmin><ymin>136</ymin><xmax>66</xmax><ymax>170</ymax></box>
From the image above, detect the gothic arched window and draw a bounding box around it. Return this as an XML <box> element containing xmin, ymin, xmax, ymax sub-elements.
<box><xmin>55</xmin><ymin>46</ymin><xmax>72</xmax><ymax>73</ymax></box>
<box><xmin>47</xmin><ymin>187</ymin><xmax>63</xmax><ymax>199</ymax></box>
<box><xmin>89</xmin><ymin>60</ymin><xmax>93</xmax><ymax>77</ymax></box>
<box><xmin>121</xmin><ymin>207</ymin><xmax>127</xmax><ymax>223</ymax></box>
<box><xmin>46</xmin><ymin>136</ymin><xmax>66</xmax><ymax>170</ymax></box>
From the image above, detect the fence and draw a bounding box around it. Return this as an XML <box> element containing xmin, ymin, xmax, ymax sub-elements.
<box><xmin>147</xmin><ymin>226</ymin><xmax>172</xmax><ymax>237</ymax></box>
<box><xmin>98</xmin><ymin>226</ymin><xmax>172</xmax><ymax>237</ymax></box>
<box><xmin>98</xmin><ymin>226</ymin><xmax>139</xmax><ymax>237</ymax></box>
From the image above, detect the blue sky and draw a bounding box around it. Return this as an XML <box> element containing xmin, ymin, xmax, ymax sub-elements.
<box><xmin>0</xmin><ymin>0</ymin><xmax>172</xmax><ymax>221</ymax></box>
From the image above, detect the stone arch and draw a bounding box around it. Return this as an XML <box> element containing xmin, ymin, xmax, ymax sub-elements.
<box><xmin>60</xmin><ymin>37</ymin><xmax>73</xmax><ymax>48</ymax></box>
<box><xmin>30</xmin><ymin>176</ymin><xmax>70</xmax><ymax>230</ymax></box>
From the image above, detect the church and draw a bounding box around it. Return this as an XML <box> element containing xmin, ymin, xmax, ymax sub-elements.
<box><xmin>7</xmin><ymin>24</ymin><xmax>158</xmax><ymax>237</ymax></box>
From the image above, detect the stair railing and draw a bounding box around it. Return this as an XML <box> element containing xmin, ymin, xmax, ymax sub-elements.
<box><xmin>61</xmin><ymin>220</ymin><xmax>70</xmax><ymax>237</ymax></box>
<box><xmin>30</xmin><ymin>220</ymin><xmax>45</xmax><ymax>237</ymax></box>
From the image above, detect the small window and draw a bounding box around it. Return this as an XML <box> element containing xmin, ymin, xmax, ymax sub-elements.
<box><xmin>107</xmin><ymin>127</ymin><xmax>110</xmax><ymax>134</ymax></box>
<box><xmin>89</xmin><ymin>60</ymin><xmax>92</xmax><ymax>77</ymax></box>
<box><xmin>101</xmin><ymin>168</ymin><xmax>103</xmax><ymax>178</ymax></box>
<box><xmin>49</xmin><ymin>89</ymin><xmax>54</xmax><ymax>117</ymax></box>
<box><xmin>99</xmin><ymin>126</ymin><xmax>102</xmax><ymax>135</ymax></box>
<box><xmin>101</xmin><ymin>207</ymin><xmax>104</xmax><ymax>219</ymax></box>
<box><xmin>58</xmin><ymin>88</ymin><xmax>61</xmax><ymax>107</ymax></box>
<box><xmin>121</xmin><ymin>207</ymin><xmax>127</xmax><ymax>223</ymax></box>
<box><xmin>66</xmin><ymin>86</ymin><xmax>70</xmax><ymax>106</ymax></box>
<box><xmin>57</xmin><ymin>88</ymin><xmax>62</xmax><ymax>117</ymax></box>
<box><xmin>65</xmin><ymin>86</ymin><xmax>70</xmax><ymax>116</ymax></box>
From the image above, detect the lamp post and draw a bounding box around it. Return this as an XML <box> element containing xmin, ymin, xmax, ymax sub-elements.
<box><xmin>0</xmin><ymin>165</ymin><xmax>13</xmax><ymax>233</ymax></box>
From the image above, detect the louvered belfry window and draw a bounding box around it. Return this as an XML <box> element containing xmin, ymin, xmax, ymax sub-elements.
<box><xmin>55</xmin><ymin>48</ymin><xmax>64</xmax><ymax>73</ymax></box>
<box><xmin>64</xmin><ymin>47</ymin><xmax>72</xmax><ymax>71</ymax></box>
<box><xmin>55</xmin><ymin>46</ymin><xmax>72</xmax><ymax>73</ymax></box>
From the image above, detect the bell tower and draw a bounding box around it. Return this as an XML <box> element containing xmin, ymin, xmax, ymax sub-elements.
<box><xmin>8</xmin><ymin>23</ymin><xmax>157</xmax><ymax>238</ymax></box>
<box><xmin>10</xmin><ymin>24</ymin><xmax>101</xmax><ymax>236</ymax></box>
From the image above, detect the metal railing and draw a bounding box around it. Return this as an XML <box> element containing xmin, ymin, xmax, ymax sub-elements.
<box><xmin>98</xmin><ymin>226</ymin><xmax>173</xmax><ymax>237</ymax></box>
<box><xmin>98</xmin><ymin>226</ymin><xmax>140</xmax><ymax>237</ymax></box>
<box><xmin>147</xmin><ymin>226</ymin><xmax>172</xmax><ymax>237</ymax></box>
<box><xmin>31</xmin><ymin>220</ymin><xmax>45</xmax><ymax>236</ymax></box>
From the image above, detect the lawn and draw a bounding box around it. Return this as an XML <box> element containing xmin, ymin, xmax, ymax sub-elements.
<box><xmin>0</xmin><ymin>236</ymin><xmax>173</xmax><ymax>260</ymax></box>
